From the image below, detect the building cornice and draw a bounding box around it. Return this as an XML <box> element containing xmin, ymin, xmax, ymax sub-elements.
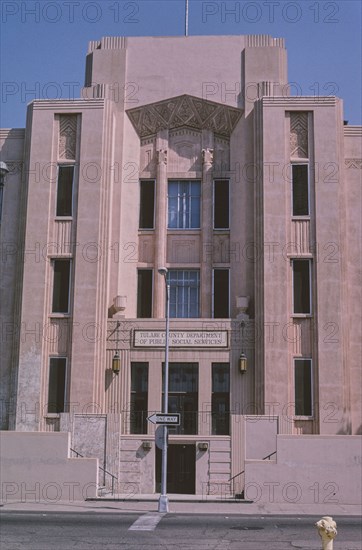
<box><xmin>31</xmin><ymin>99</ymin><xmax>105</xmax><ymax>111</ymax></box>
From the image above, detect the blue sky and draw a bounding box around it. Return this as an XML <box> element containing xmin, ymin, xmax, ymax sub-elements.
<box><xmin>1</xmin><ymin>0</ymin><xmax>361</xmax><ymax>128</ymax></box>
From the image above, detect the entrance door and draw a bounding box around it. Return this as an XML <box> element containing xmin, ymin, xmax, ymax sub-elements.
<box><xmin>156</xmin><ymin>444</ymin><xmax>196</xmax><ymax>494</ymax></box>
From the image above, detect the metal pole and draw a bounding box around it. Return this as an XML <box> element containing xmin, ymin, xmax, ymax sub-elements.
<box><xmin>158</xmin><ymin>271</ymin><xmax>170</xmax><ymax>512</ymax></box>
<box><xmin>185</xmin><ymin>0</ymin><xmax>189</xmax><ymax>37</ymax></box>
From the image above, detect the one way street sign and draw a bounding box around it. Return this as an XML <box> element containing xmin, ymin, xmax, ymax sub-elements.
<box><xmin>147</xmin><ymin>413</ymin><xmax>180</xmax><ymax>425</ymax></box>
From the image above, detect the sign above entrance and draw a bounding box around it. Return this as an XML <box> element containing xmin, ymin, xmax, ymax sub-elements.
<box><xmin>148</xmin><ymin>413</ymin><xmax>181</xmax><ymax>425</ymax></box>
<box><xmin>134</xmin><ymin>330</ymin><xmax>228</xmax><ymax>348</ymax></box>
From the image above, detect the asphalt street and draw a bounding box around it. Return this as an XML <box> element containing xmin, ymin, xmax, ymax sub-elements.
<box><xmin>0</xmin><ymin>511</ymin><xmax>361</xmax><ymax>550</ymax></box>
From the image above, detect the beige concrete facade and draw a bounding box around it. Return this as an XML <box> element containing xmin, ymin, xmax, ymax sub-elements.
<box><xmin>0</xmin><ymin>35</ymin><xmax>361</xmax><ymax>500</ymax></box>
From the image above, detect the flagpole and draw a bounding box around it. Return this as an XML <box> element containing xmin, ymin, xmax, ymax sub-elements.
<box><xmin>185</xmin><ymin>0</ymin><xmax>189</xmax><ymax>36</ymax></box>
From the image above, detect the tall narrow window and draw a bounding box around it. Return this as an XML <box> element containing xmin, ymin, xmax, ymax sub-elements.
<box><xmin>139</xmin><ymin>180</ymin><xmax>155</xmax><ymax>229</ymax></box>
<box><xmin>163</xmin><ymin>363</ymin><xmax>198</xmax><ymax>435</ymax></box>
<box><xmin>137</xmin><ymin>270</ymin><xmax>153</xmax><ymax>318</ymax></box>
<box><xmin>169</xmin><ymin>270</ymin><xmax>200</xmax><ymax>318</ymax></box>
<box><xmin>213</xmin><ymin>269</ymin><xmax>229</xmax><ymax>318</ymax></box>
<box><xmin>214</xmin><ymin>180</ymin><xmax>229</xmax><ymax>229</ymax></box>
<box><xmin>212</xmin><ymin>363</ymin><xmax>230</xmax><ymax>435</ymax></box>
<box><xmin>131</xmin><ymin>362</ymin><xmax>148</xmax><ymax>434</ymax></box>
<box><xmin>293</xmin><ymin>259</ymin><xmax>311</xmax><ymax>314</ymax></box>
<box><xmin>168</xmin><ymin>180</ymin><xmax>201</xmax><ymax>229</ymax></box>
<box><xmin>292</xmin><ymin>164</ymin><xmax>309</xmax><ymax>216</ymax></box>
<box><xmin>48</xmin><ymin>357</ymin><xmax>67</xmax><ymax>413</ymax></box>
<box><xmin>52</xmin><ymin>260</ymin><xmax>71</xmax><ymax>313</ymax></box>
<box><xmin>294</xmin><ymin>359</ymin><xmax>312</xmax><ymax>416</ymax></box>
<box><xmin>56</xmin><ymin>166</ymin><xmax>74</xmax><ymax>217</ymax></box>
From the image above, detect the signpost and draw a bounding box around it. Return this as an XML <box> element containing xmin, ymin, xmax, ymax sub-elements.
<box><xmin>147</xmin><ymin>413</ymin><xmax>180</xmax><ymax>426</ymax></box>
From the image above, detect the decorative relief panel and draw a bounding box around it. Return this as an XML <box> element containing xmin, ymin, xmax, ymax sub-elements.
<box><xmin>59</xmin><ymin>115</ymin><xmax>77</xmax><ymax>159</ymax></box>
<box><xmin>3</xmin><ymin>161</ymin><xmax>23</xmax><ymax>176</ymax></box>
<box><xmin>138</xmin><ymin>235</ymin><xmax>155</xmax><ymax>264</ymax></box>
<box><xmin>345</xmin><ymin>158</ymin><xmax>362</xmax><ymax>169</ymax></box>
<box><xmin>140</xmin><ymin>137</ymin><xmax>156</xmax><ymax>172</ymax></box>
<box><xmin>291</xmin><ymin>219</ymin><xmax>310</xmax><ymax>255</ymax></box>
<box><xmin>214</xmin><ymin>137</ymin><xmax>230</xmax><ymax>171</ymax></box>
<box><xmin>290</xmin><ymin>112</ymin><xmax>308</xmax><ymax>158</ymax></box>
<box><xmin>167</xmin><ymin>235</ymin><xmax>200</xmax><ymax>263</ymax></box>
<box><xmin>127</xmin><ymin>94</ymin><xmax>242</xmax><ymax>138</ymax></box>
<box><xmin>210</xmin><ymin>235</ymin><xmax>231</xmax><ymax>263</ymax></box>
<box><xmin>54</xmin><ymin>220</ymin><xmax>73</xmax><ymax>255</ymax></box>
<box><xmin>291</xmin><ymin>318</ymin><xmax>312</xmax><ymax>357</ymax></box>
<box><xmin>169</xmin><ymin>129</ymin><xmax>202</xmax><ymax>172</ymax></box>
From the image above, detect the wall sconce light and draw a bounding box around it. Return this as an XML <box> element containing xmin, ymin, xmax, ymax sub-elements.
<box><xmin>198</xmin><ymin>442</ymin><xmax>209</xmax><ymax>451</ymax></box>
<box><xmin>0</xmin><ymin>161</ymin><xmax>10</xmax><ymax>224</ymax></box>
<box><xmin>239</xmin><ymin>320</ymin><xmax>247</xmax><ymax>374</ymax></box>
<box><xmin>110</xmin><ymin>321</ymin><xmax>121</xmax><ymax>375</ymax></box>
<box><xmin>239</xmin><ymin>353</ymin><xmax>248</xmax><ymax>373</ymax></box>
<box><xmin>112</xmin><ymin>351</ymin><xmax>121</xmax><ymax>375</ymax></box>
<box><xmin>142</xmin><ymin>441</ymin><xmax>152</xmax><ymax>451</ymax></box>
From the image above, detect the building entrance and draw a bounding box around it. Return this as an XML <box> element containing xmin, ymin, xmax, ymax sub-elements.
<box><xmin>156</xmin><ymin>444</ymin><xmax>196</xmax><ymax>494</ymax></box>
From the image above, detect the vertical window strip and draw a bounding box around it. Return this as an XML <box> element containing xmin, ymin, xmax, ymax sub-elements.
<box><xmin>48</xmin><ymin>357</ymin><xmax>67</xmax><ymax>413</ymax></box>
<box><xmin>292</xmin><ymin>259</ymin><xmax>311</xmax><ymax>315</ymax></box>
<box><xmin>294</xmin><ymin>359</ymin><xmax>312</xmax><ymax>416</ymax></box>
<box><xmin>292</xmin><ymin>164</ymin><xmax>309</xmax><ymax>216</ymax></box>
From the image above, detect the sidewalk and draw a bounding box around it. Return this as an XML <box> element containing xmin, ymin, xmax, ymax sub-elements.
<box><xmin>1</xmin><ymin>494</ymin><xmax>361</xmax><ymax>516</ymax></box>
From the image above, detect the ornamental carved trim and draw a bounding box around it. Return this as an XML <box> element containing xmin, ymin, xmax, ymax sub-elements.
<box><xmin>156</xmin><ymin>149</ymin><xmax>168</xmax><ymax>165</ymax></box>
<box><xmin>2</xmin><ymin>161</ymin><xmax>23</xmax><ymax>176</ymax></box>
<box><xmin>59</xmin><ymin>115</ymin><xmax>77</xmax><ymax>159</ymax></box>
<box><xmin>290</xmin><ymin>112</ymin><xmax>308</xmax><ymax>158</ymax></box>
<box><xmin>127</xmin><ymin>94</ymin><xmax>242</xmax><ymax>138</ymax></box>
<box><xmin>345</xmin><ymin>158</ymin><xmax>362</xmax><ymax>169</ymax></box>
<box><xmin>202</xmin><ymin>148</ymin><xmax>214</xmax><ymax>165</ymax></box>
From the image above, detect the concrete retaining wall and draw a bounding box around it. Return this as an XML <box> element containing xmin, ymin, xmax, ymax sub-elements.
<box><xmin>0</xmin><ymin>431</ymin><xmax>98</xmax><ymax>502</ymax></box>
<box><xmin>244</xmin><ymin>435</ymin><xmax>362</xmax><ymax>505</ymax></box>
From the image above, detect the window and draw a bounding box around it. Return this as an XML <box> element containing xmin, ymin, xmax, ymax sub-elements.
<box><xmin>163</xmin><ymin>363</ymin><xmax>198</xmax><ymax>435</ymax></box>
<box><xmin>168</xmin><ymin>180</ymin><xmax>201</xmax><ymax>229</ymax></box>
<box><xmin>169</xmin><ymin>270</ymin><xmax>200</xmax><ymax>318</ymax></box>
<box><xmin>294</xmin><ymin>359</ymin><xmax>312</xmax><ymax>416</ymax></box>
<box><xmin>56</xmin><ymin>166</ymin><xmax>74</xmax><ymax>217</ymax></box>
<box><xmin>214</xmin><ymin>180</ymin><xmax>229</xmax><ymax>229</ymax></box>
<box><xmin>213</xmin><ymin>269</ymin><xmax>229</xmax><ymax>318</ymax></box>
<box><xmin>212</xmin><ymin>363</ymin><xmax>230</xmax><ymax>435</ymax></box>
<box><xmin>131</xmin><ymin>362</ymin><xmax>148</xmax><ymax>434</ymax></box>
<box><xmin>48</xmin><ymin>357</ymin><xmax>67</xmax><ymax>413</ymax></box>
<box><xmin>137</xmin><ymin>270</ymin><xmax>153</xmax><ymax>318</ymax></box>
<box><xmin>52</xmin><ymin>260</ymin><xmax>71</xmax><ymax>313</ymax></box>
<box><xmin>139</xmin><ymin>180</ymin><xmax>155</xmax><ymax>229</ymax></box>
<box><xmin>293</xmin><ymin>259</ymin><xmax>311</xmax><ymax>314</ymax></box>
<box><xmin>292</xmin><ymin>164</ymin><xmax>309</xmax><ymax>216</ymax></box>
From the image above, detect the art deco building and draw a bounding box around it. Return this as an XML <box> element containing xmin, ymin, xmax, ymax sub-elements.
<box><xmin>1</xmin><ymin>35</ymin><xmax>361</xmax><ymax>500</ymax></box>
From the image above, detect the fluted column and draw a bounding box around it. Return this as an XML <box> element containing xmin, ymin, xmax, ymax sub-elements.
<box><xmin>201</xmin><ymin>144</ymin><xmax>214</xmax><ymax>317</ymax></box>
<box><xmin>154</xmin><ymin>130</ymin><xmax>169</xmax><ymax>318</ymax></box>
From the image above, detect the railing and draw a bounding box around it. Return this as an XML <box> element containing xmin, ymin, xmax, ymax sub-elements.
<box><xmin>70</xmin><ymin>447</ymin><xmax>118</xmax><ymax>495</ymax></box>
<box><xmin>229</xmin><ymin>451</ymin><xmax>277</xmax><ymax>499</ymax></box>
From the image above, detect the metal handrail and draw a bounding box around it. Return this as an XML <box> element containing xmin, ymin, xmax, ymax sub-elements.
<box><xmin>229</xmin><ymin>450</ymin><xmax>277</xmax><ymax>497</ymax></box>
<box><xmin>70</xmin><ymin>447</ymin><xmax>118</xmax><ymax>494</ymax></box>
